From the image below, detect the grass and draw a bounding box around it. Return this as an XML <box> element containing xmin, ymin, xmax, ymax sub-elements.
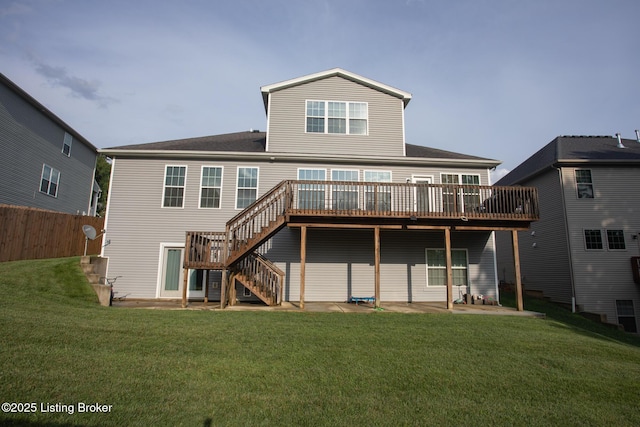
<box><xmin>1</xmin><ymin>257</ymin><xmax>639</xmax><ymax>426</ymax></box>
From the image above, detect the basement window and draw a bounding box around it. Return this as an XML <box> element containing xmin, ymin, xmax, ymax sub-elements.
<box><xmin>616</xmin><ymin>300</ymin><xmax>637</xmax><ymax>333</ymax></box>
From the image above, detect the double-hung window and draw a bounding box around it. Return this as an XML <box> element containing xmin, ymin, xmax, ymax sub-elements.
<box><xmin>40</xmin><ymin>164</ymin><xmax>60</xmax><ymax>197</ymax></box>
<box><xmin>236</xmin><ymin>167</ymin><xmax>258</xmax><ymax>209</ymax></box>
<box><xmin>62</xmin><ymin>132</ymin><xmax>72</xmax><ymax>156</ymax></box>
<box><xmin>306</xmin><ymin>101</ymin><xmax>368</xmax><ymax>135</ymax></box>
<box><xmin>585</xmin><ymin>229</ymin><xmax>626</xmax><ymax>250</ymax></box>
<box><xmin>200</xmin><ymin>166</ymin><xmax>223</xmax><ymax>208</ymax></box>
<box><xmin>426</xmin><ymin>249</ymin><xmax>468</xmax><ymax>288</ymax></box>
<box><xmin>576</xmin><ymin>169</ymin><xmax>594</xmax><ymax>199</ymax></box>
<box><xmin>331</xmin><ymin>170</ymin><xmax>359</xmax><ymax>210</ymax></box>
<box><xmin>163</xmin><ymin>166</ymin><xmax>186</xmax><ymax>207</ymax></box>
<box><xmin>364</xmin><ymin>170</ymin><xmax>392</xmax><ymax>212</ymax></box>
<box><xmin>606</xmin><ymin>230</ymin><xmax>626</xmax><ymax>250</ymax></box>
<box><xmin>297</xmin><ymin>169</ymin><xmax>326</xmax><ymax>210</ymax></box>
<box><xmin>584</xmin><ymin>229</ymin><xmax>603</xmax><ymax>250</ymax></box>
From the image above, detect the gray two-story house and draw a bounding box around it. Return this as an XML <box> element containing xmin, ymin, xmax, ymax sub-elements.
<box><xmin>0</xmin><ymin>73</ymin><xmax>100</xmax><ymax>215</ymax></box>
<box><xmin>101</xmin><ymin>69</ymin><xmax>537</xmax><ymax>308</ymax></box>
<box><xmin>496</xmin><ymin>135</ymin><xmax>640</xmax><ymax>332</ymax></box>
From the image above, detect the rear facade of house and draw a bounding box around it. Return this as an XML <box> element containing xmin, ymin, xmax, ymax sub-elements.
<box><xmin>101</xmin><ymin>69</ymin><xmax>535</xmax><ymax>306</ymax></box>
<box><xmin>0</xmin><ymin>73</ymin><xmax>99</xmax><ymax>215</ymax></box>
<box><xmin>496</xmin><ymin>135</ymin><xmax>640</xmax><ymax>332</ymax></box>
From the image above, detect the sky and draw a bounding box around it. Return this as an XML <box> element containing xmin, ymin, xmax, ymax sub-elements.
<box><xmin>1</xmin><ymin>0</ymin><xmax>639</xmax><ymax>181</ymax></box>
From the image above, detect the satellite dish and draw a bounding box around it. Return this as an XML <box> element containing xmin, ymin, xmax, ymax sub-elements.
<box><xmin>82</xmin><ymin>225</ymin><xmax>97</xmax><ymax>240</ymax></box>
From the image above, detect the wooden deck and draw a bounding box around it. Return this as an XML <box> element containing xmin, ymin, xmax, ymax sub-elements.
<box><xmin>183</xmin><ymin>180</ymin><xmax>538</xmax><ymax>309</ymax></box>
<box><xmin>186</xmin><ymin>180</ymin><xmax>539</xmax><ymax>270</ymax></box>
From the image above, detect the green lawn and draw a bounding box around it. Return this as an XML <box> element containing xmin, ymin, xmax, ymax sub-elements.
<box><xmin>1</xmin><ymin>257</ymin><xmax>639</xmax><ymax>426</ymax></box>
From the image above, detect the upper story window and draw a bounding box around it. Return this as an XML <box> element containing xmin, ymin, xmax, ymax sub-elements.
<box><xmin>575</xmin><ymin>169</ymin><xmax>593</xmax><ymax>199</ymax></box>
<box><xmin>40</xmin><ymin>164</ymin><xmax>60</xmax><ymax>197</ymax></box>
<box><xmin>236</xmin><ymin>167</ymin><xmax>258</xmax><ymax>209</ymax></box>
<box><xmin>331</xmin><ymin>169</ymin><xmax>359</xmax><ymax>210</ymax></box>
<box><xmin>62</xmin><ymin>132</ymin><xmax>73</xmax><ymax>157</ymax></box>
<box><xmin>200</xmin><ymin>166</ymin><xmax>223</xmax><ymax>208</ymax></box>
<box><xmin>163</xmin><ymin>166</ymin><xmax>186</xmax><ymax>208</ymax></box>
<box><xmin>306</xmin><ymin>100</ymin><xmax>368</xmax><ymax>135</ymax></box>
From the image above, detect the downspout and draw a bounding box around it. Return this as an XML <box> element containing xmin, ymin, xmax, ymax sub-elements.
<box><xmin>557</xmin><ymin>167</ymin><xmax>577</xmax><ymax>312</ymax></box>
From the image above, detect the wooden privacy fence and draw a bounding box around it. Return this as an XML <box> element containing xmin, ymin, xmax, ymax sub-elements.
<box><xmin>0</xmin><ymin>205</ymin><xmax>104</xmax><ymax>262</ymax></box>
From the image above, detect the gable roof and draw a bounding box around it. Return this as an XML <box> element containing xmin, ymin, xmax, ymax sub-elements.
<box><xmin>496</xmin><ymin>135</ymin><xmax>640</xmax><ymax>185</ymax></box>
<box><xmin>260</xmin><ymin>68</ymin><xmax>412</xmax><ymax>113</ymax></box>
<box><xmin>0</xmin><ymin>73</ymin><xmax>97</xmax><ymax>152</ymax></box>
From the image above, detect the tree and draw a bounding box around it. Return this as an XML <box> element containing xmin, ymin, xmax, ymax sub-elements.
<box><xmin>95</xmin><ymin>154</ymin><xmax>111</xmax><ymax>217</ymax></box>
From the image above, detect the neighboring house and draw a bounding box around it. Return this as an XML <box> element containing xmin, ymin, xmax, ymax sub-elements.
<box><xmin>100</xmin><ymin>68</ymin><xmax>537</xmax><ymax>308</ymax></box>
<box><xmin>0</xmin><ymin>73</ymin><xmax>100</xmax><ymax>216</ymax></box>
<box><xmin>495</xmin><ymin>134</ymin><xmax>640</xmax><ymax>332</ymax></box>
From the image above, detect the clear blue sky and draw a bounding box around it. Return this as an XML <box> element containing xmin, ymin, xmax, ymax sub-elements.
<box><xmin>2</xmin><ymin>0</ymin><xmax>639</xmax><ymax>180</ymax></box>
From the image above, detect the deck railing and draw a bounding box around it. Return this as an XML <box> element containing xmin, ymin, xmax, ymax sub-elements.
<box><xmin>187</xmin><ymin>180</ymin><xmax>539</xmax><ymax>268</ymax></box>
<box><xmin>286</xmin><ymin>180</ymin><xmax>539</xmax><ymax>220</ymax></box>
<box><xmin>183</xmin><ymin>231</ymin><xmax>226</xmax><ymax>269</ymax></box>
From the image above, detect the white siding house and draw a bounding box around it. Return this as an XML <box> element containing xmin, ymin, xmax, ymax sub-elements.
<box><xmin>101</xmin><ymin>69</ymin><xmax>537</xmax><ymax>308</ymax></box>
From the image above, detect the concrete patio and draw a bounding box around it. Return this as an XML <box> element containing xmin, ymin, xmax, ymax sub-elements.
<box><xmin>112</xmin><ymin>299</ymin><xmax>545</xmax><ymax>318</ymax></box>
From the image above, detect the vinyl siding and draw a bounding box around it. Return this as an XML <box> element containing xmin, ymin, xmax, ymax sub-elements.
<box><xmin>267</xmin><ymin>76</ymin><xmax>405</xmax><ymax>157</ymax></box>
<box><xmin>561</xmin><ymin>166</ymin><xmax>640</xmax><ymax>323</ymax></box>
<box><xmin>262</xmin><ymin>228</ymin><xmax>497</xmax><ymax>302</ymax></box>
<box><xmin>103</xmin><ymin>155</ymin><xmax>493</xmax><ymax>299</ymax></box>
<box><xmin>496</xmin><ymin>169</ymin><xmax>573</xmax><ymax>303</ymax></box>
<box><xmin>0</xmin><ymin>82</ymin><xmax>96</xmax><ymax>214</ymax></box>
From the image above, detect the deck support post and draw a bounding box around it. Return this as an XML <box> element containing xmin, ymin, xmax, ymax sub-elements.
<box><xmin>204</xmin><ymin>269</ymin><xmax>209</xmax><ymax>305</ymax></box>
<box><xmin>445</xmin><ymin>227</ymin><xmax>453</xmax><ymax>310</ymax></box>
<box><xmin>374</xmin><ymin>226</ymin><xmax>381</xmax><ymax>308</ymax></box>
<box><xmin>512</xmin><ymin>229</ymin><xmax>524</xmax><ymax>311</ymax></box>
<box><xmin>299</xmin><ymin>226</ymin><xmax>307</xmax><ymax>310</ymax></box>
<box><xmin>229</xmin><ymin>273</ymin><xmax>237</xmax><ymax>306</ymax></box>
<box><xmin>181</xmin><ymin>266</ymin><xmax>188</xmax><ymax>309</ymax></box>
<box><xmin>220</xmin><ymin>270</ymin><xmax>228</xmax><ymax>309</ymax></box>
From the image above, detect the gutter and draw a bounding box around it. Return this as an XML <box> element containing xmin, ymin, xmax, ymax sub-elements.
<box><xmin>98</xmin><ymin>148</ymin><xmax>501</xmax><ymax>168</ymax></box>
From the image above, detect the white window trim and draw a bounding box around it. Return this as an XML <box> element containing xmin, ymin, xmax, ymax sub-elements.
<box><xmin>305</xmin><ymin>100</ymin><xmax>369</xmax><ymax>135</ymax></box>
<box><xmin>575</xmin><ymin>169</ymin><xmax>594</xmax><ymax>199</ymax></box>
<box><xmin>162</xmin><ymin>165</ymin><xmax>187</xmax><ymax>209</ymax></box>
<box><xmin>605</xmin><ymin>229</ymin><xmax>627</xmax><ymax>251</ymax></box>
<box><xmin>439</xmin><ymin>173</ymin><xmax>481</xmax><ymax>214</ymax></box>
<box><xmin>425</xmin><ymin>248</ymin><xmax>469</xmax><ymax>288</ymax></box>
<box><xmin>199</xmin><ymin>165</ymin><xmax>224</xmax><ymax>209</ymax></box>
<box><xmin>583</xmin><ymin>229</ymin><xmax>604</xmax><ymax>251</ymax></box>
<box><xmin>297</xmin><ymin>168</ymin><xmax>328</xmax><ymax>210</ymax></box>
<box><xmin>331</xmin><ymin>169</ymin><xmax>360</xmax><ymax>210</ymax></box>
<box><xmin>235</xmin><ymin>166</ymin><xmax>259</xmax><ymax>210</ymax></box>
<box><xmin>62</xmin><ymin>132</ymin><xmax>72</xmax><ymax>157</ymax></box>
<box><xmin>39</xmin><ymin>164</ymin><xmax>60</xmax><ymax>198</ymax></box>
<box><xmin>364</xmin><ymin>170</ymin><xmax>392</xmax><ymax>211</ymax></box>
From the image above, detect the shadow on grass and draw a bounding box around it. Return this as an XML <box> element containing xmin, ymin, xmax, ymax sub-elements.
<box><xmin>500</xmin><ymin>291</ymin><xmax>640</xmax><ymax>348</ymax></box>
